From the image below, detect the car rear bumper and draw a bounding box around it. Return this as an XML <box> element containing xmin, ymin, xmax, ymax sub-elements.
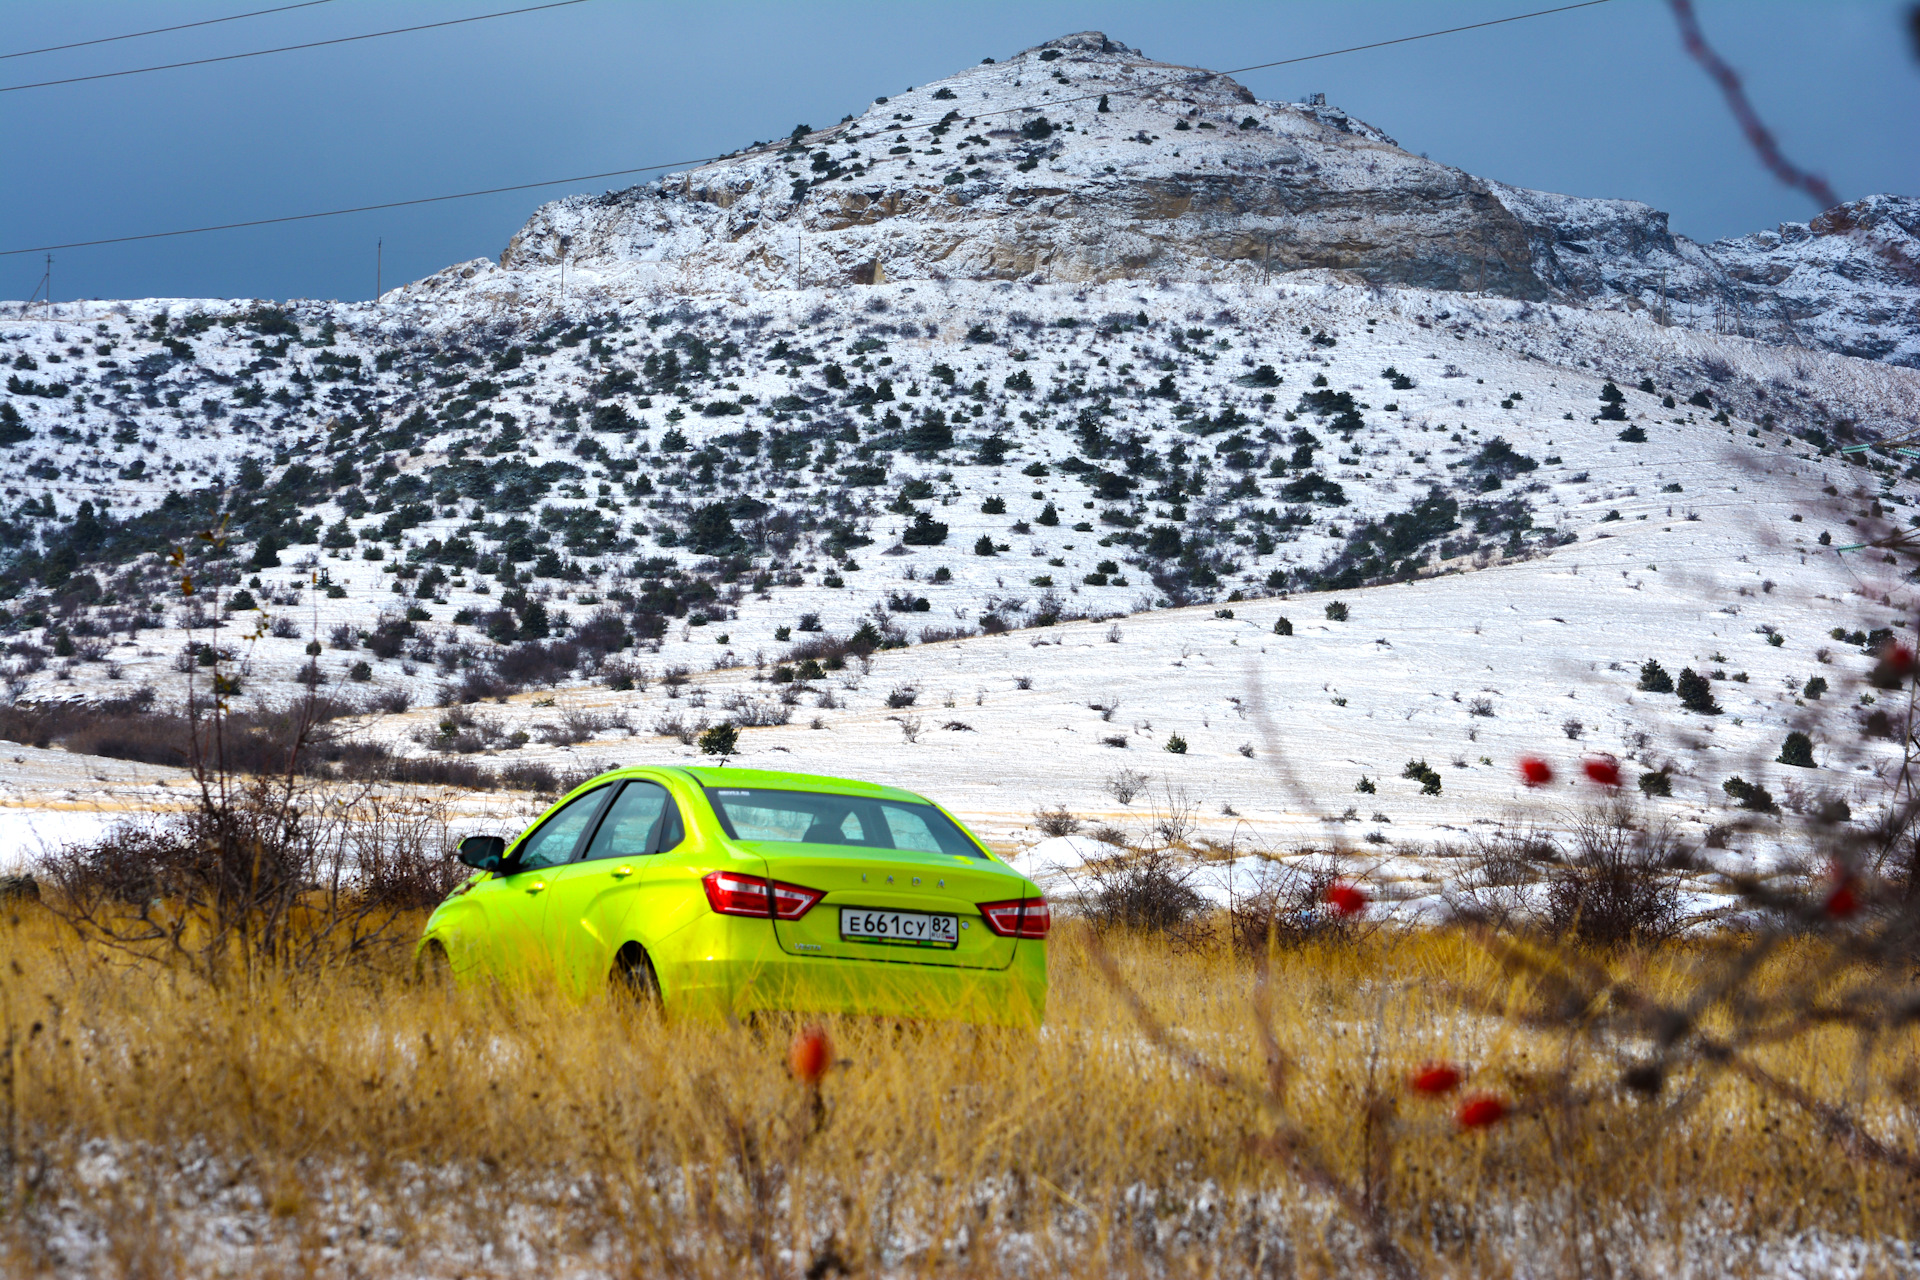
<box><xmin>657</xmin><ymin>920</ymin><xmax>1047</xmax><ymax>1027</ymax></box>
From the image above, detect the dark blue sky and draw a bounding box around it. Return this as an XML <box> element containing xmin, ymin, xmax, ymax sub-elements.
<box><xmin>4</xmin><ymin>1</ymin><xmax>1915</xmax><ymax>304</ymax></box>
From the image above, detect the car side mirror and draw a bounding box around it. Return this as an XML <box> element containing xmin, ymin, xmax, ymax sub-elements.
<box><xmin>457</xmin><ymin>835</ymin><xmax>507</xmax><ymax>871</ymax></box>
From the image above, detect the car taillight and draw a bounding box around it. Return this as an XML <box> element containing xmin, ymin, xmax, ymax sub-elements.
<box><xmin>702</xmin><ymin>870</ymin><xmax>824</xmax><ymax>920</ymax></box>
<box><xmin>978</xmin><ymin>897</ymin><xmax>1051</xmax><ymax>939</ymax></box>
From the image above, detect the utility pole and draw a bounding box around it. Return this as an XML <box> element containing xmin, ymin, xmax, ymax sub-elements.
<box><xmin>29</xmin><ymin>254</ymin><xmax>52</xmax><ymax>311</ymax></box>
<box><xmin>376</xmin><ymin>239</ymin><xmax>382</xmax><ymax>301</ymax></box>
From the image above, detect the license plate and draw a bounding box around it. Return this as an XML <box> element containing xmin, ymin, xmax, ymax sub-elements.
<box><xmin>839</xmin><ymin>907</ymin><xmax>959</xmax><ymax>948</ymax></box>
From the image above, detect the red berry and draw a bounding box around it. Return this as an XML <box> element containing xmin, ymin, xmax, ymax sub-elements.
<box><xmin>1324</xmin><ymin>882</ymin><xmax>1368</xmax><ymax>917</ymax></box>
<box><xmin>1456</xmin><ymin>1093</ymin><xmax>1508</xmax><ymax>1129</ymax></box>
<box><xmin>1519</xmin><ymin>757</ymin><xmax>1554</xmax><ymax>787</ymax></box>
<box><xmin>1889</xmin><ymin>644</ymin><xmax>1915</xmax><ymax>676</ymax></box>
<box><xmin>1824</xmin><ymin>882</ymin><xmax>1859</xmax><ymax>920</ymax></box>
<box><xmin>788</xmin><ymin>1024</ymin><xmax>833</xmax><ymax>1084</ymax></box>
<box><xmin>1409</xmin><ymin>1062</ymin><xmax>1463</xmax><ymax>1095</ymax></box>
<box><xmin>1583</xmin><ymin>756</ymin><xmax>1622</xmax><ymax>788</ymax></box>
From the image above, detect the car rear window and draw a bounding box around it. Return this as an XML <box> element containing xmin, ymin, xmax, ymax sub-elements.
<box><xmin>706</xmin><ymin>787</ymin><xmax>983</xmax><ymax>857</ymax></box>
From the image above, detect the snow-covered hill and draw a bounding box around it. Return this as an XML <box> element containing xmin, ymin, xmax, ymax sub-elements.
<box><xmin>0</xmin><ymin>31</ymin><xmax>1916</xmax><ymax>876</ymax></box>
<box><xmin>467</xmin><ymin>30</ymin><xmax>1919</xmax><ymax>368</ymax></box>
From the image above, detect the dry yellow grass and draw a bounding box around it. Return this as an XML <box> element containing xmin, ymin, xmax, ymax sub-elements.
<box><xmin>0</xmin><ymin>907</ymin><xmax>1914</xmax><ymax>1277</ymax></box>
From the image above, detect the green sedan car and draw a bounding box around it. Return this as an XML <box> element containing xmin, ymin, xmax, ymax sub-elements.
<box><xmin>421</xmin><ymin>765</ymin><xmax>1050</xmax><ymax>1025</ymax></box>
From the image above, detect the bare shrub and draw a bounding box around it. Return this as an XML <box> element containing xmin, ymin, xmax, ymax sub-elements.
<box><xmin>337</xmin><ymin>792</ymin><xmax>467</xmax><ymax>912</ymax></box>
<box><xmin>892</xmin><ymin>713</ymin><xmax>923</xmax><ymax>743</ymax></box>
<box><xmin>601</xmin><ymin>659</ymin><xmax>650</xmax><ymax>692</ymax></box>
<box><xmin>1077</xmin><ymin>846</ymin><xmax>1206</xmax><ymax>940</ymax></box>
<box><xmin>885</xmin><ymin>684</ymin><xmax>919</xmax><ymax>709</ymax></box>
<box><xmin>1032</xmin><ymin>806</ymin><xmax>1081</xmax><ymax>838</ymax></box>
<box><xmin>41</xmin><ymin>779</ymin><xmax>459</xmax><ymax>982</ymax></box>
<box><xmin>1146</xmin><ymin>783</ymin><xmax>1201</xmax><ymax>848</ymax></box>
<box><xmin>1443</xmin><ymin>821</ymin><xmax>1558</xmax><ymax>930</ymax></box>
<box><xmin>653</xmin><ymin>713</ymin><xmax>707</xmax><ymax>745</ymax></box>
<box><xmin>722</xmin><ymin>692</ymin><xmax>793</xmax><ymax>727</ymax></box>
<box><xmin>1228</xmin><ymin>857</ymin><xmax>1365</xmax><ymax>952</ymax></box>
<box><xmin>1105</xmin><ymin>767</ymin><xmax>1149</xmax><ymax>805</ymax></box>
<box><xmin>496</xmin><ymin>760</ymin><xmax>560</xmax><ymax>794</ymax></box>
<box><xmin>1542</xmin><ymin>800</ymin><xmax>1686</xmax><ymax>945</ymax></box>
<box><xmin>534</xmin><ymin>708</ymin><xmax>613</xmax><ymax>746</ymax></box>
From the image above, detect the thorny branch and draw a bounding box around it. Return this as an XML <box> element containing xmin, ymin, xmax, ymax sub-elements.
<box><xmin>1669</xmin><ymin>0</ymin><xmax>1842</xmax><ymax>211</ymax></box>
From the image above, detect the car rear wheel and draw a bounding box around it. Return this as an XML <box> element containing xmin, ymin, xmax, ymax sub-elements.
<box><xmin>611</xmin><ymin>942</ymin><xmax>660</xmax><ymax>1007</ymax></box>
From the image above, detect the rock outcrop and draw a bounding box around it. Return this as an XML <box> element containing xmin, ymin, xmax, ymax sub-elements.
<box><xmin>1494</xmin><ymin>187</ymin><xmax>1920</xmax><ymax>367</ymax></box>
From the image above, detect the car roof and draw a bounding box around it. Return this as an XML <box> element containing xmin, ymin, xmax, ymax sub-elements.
<box><xmin>660</xmin><ymin>765</ymin><xmax>931</xmax><ymax>805</ymax></box>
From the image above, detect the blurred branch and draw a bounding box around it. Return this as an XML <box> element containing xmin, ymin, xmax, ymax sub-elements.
<box><xmin>1669</xmin><ymin>0</ymin><xmax>1842</xmax><ymax>211</ymax></box>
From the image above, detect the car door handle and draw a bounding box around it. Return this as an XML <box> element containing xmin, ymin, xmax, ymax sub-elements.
<box><xmin>525</xmin><ymin>881</ymin><xmax>546</xmax><ymax>894</ymax></box>
<box><xmin>611</xmin><ymin>866</ymin><xmax>633</xmax><ymax>878</ymax></box>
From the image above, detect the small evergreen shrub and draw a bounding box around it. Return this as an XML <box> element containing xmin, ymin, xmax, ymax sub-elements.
<box><xmin>1402</xmin><ymin>759</ymin><xmax>1443</xmax><ymax>795</ymax></box>
<box><xmin>1777</xmin><ymin>731</ymin><xmax>1815</xmax><ymax>768</ymax></box>
<box><xmin>1676</xmin><ymin>668</ymin><xmax>1720</xmax><ymax>714</ymax></box>
<box><xmin>1638</xmin><ymin>770</ymin><xmax>1671</xmax><ymax>798</ymax></box>
<box><xmin>1638</xmin><ymin>660</ymin><xmax>1674</xmax><ymax>693</ymax></box>
<box><xmin>1324</xmin><ymin>601</ymin><xmax>1348</xmax><ymax>622</ymax></box>
<box><xmin>902</xmin><ymin>511</ymin><xmax>948</xmax><ymax>545</ymax></box>
<box><xmin>698</xmin><ymin>723</ymin><xmax>739</xmax><ymax>756</ymax></box>
<box><xmin>1163</xmin><ymin>733</ymin><xmax>1187</xmax><ymax>755</ymax></box>
<box><xmin>1273</xmin><ymin>616</ymin><xmax>1292</xmax><ymax>636</ymax></box>
<box><xmin>1722</xmin><ymin>776</ymin><xmax>1776</xmax><ymax>813</ymax></box>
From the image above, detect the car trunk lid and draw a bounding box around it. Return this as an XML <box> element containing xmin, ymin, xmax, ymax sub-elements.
<box><xmin>747</xmin><ymin>842</ymin><xmax>1034</xmax><ymax>970</ymax></box>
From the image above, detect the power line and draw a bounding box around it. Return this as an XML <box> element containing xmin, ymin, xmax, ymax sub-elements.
<box><xmin>2</xmin><ymin>0</ymin><xmax>339</xmax><ymax>62</ymax></box>
<box><xmin>977</xmin><ymin>0</ymin><xmax>1614</xmax><ymax>129</ymax></box>
<box><xmin>0</xmin><ymin>0</ymin><xmax>1611</xmax><ymax>256</ymax></box>
<box><xmin>0</xmin><ymin>0</ymin><xmax>595</xmax><ymax>94</ymax></box>
<box><xmin>0</xmin><ymin>163</ymin><xmax>706</xmax><ymax>256</ymax></box>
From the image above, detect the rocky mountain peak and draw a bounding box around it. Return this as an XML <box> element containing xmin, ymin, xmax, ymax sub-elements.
<box><xmin>427</xmin><ymin>35</ymin><xmax>1920</xmax><ymax>366</ymax></box>
<box><xmin>1025</xmin><ymin>31</ymin><xmax>1143</xmax><ymax>58</ymax></box>
<box><xmin>481</xmin><ymin>33</ymin><xmax>1542</xmax><ymax>302</ymax></box>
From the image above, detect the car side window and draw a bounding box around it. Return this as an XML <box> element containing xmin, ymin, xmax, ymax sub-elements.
<box><xmin>579</xmin><ymin>780</ymin><xmax>683</xmax><ymax>862</ymax></box>
<box><xmin>512</xmin><ymin>786</ymin><xmax>610</xmax><ymax>871</ymax></box>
